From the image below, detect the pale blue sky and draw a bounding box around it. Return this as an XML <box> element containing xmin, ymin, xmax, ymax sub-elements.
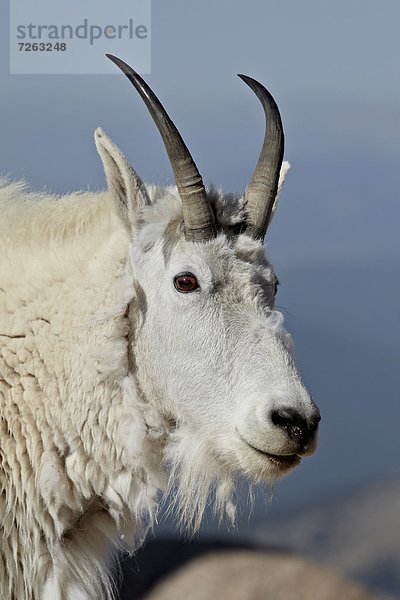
<box><xmin>1</xmin><ymin>0</ymin><xmax>399</xmax><ymax>516</ymax></box>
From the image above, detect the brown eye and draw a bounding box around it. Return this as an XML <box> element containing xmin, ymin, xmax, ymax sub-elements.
<box><xmin>174</xmin><ymin>272</ymin><xmax>199</xmax><ymax>293</ymax></box>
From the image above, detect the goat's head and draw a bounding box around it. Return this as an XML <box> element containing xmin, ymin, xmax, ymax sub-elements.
<box><xmin>96</xmin><ymin>56</ymin><xmax>320</xmax><ymax>517</ymax></box>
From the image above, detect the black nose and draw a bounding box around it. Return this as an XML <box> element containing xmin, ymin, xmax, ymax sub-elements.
<box><xmin>271</xmin><ymin>407</ymin><xmax>320</xmax><ymax>444</ymax></box>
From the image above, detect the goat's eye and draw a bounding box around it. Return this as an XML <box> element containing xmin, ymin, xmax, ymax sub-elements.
<box><xmin>174</xmin><ymin>273</ymin><xmax>199</xmax><ymax>293</ymax></box>
<box><xmin>274</xmin><ymin>280</ymin><xmax>279</xmax><ymax>296</ymax></box>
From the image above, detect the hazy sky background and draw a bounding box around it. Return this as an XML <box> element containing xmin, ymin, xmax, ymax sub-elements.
<box><xmin>1</xmin><ymin>0</ymin><xmax>399</xmax><ymax>528</ymax></box>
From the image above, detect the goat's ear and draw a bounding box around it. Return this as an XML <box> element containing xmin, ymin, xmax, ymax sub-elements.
<box><xmin>270</xmin><ymin>161</ymin><xmax>291</xmax><ymax>222</ymax></box>
<box><xmin>94</xmin><ymin>128</ymin><xmax>150</xmax><ymax>232</ymax></box>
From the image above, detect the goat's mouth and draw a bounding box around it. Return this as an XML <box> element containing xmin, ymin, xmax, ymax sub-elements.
<box><xmin>236</xmin><ymin>431</ymin><xmax>301</xmax><ymax>468</ymax></box>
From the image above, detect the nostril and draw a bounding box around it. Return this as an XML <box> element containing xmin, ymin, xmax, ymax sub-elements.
<box><xmin>271</xmin><ymin>407</ymin><xmax>303</xmax><ymax>429</ymax></box>
<box><xmin>271</xmin><ymin>407</ymin><xmax>313</xmax><ymax>441</ymax></box>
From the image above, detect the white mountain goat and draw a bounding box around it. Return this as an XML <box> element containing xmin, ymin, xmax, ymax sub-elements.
<box><xmin>0</xmin><ymin>54</ymin><xmax>320</xmax><ymax>599</ymax></box>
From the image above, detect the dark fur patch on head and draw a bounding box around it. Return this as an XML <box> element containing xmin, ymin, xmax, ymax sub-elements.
<box><xmin>142</xmin><ymin>241</ymin><xmax>155</xmax><ymax>253</ymax></box>
<box><xmin>133</xmin><ymin>281</ymin><xmax>148</xmax><ymax>319</ymax></box>
<box><xmin>207</xmin><ymin>188</ymin><xmax>247</xmax><ymax>236</ymax></box>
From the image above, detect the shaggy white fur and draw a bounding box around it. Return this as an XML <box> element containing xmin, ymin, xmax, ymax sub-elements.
<box><xmin>0</xmin><ymin>129</ymin><xmax>316</xmax><ymax>600</ymax></box>
<box><xmin>0</xmin><ymin>178</ymin><xmax>166</xmax><ymax>598</ymax></box>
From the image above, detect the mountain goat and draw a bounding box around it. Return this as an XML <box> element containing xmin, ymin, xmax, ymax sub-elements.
<box><xmin>0</xmin><ymin>55</ymin><xmax>320</xmax><ymax>599</ymax></box>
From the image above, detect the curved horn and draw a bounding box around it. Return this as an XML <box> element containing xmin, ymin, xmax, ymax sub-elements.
<box><xmin>107</xmin><ymin>54</ymin><xmax>216</xmax><ymax>242</ymax></box>
<box><xmin>238</xmin><ymin>75</ymin><xmax>284</xmax><ymax>239</ymax></box>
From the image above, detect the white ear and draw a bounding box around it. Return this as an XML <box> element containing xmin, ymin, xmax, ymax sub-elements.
<box><xmin>270</xmin><ymin>160</ymin><xmax>290</xmax><ymax>220</ymax></box>
<box><xmin>95</xmin><ymin>128</ymin><xmax>150</xmax><ymax>231</ymax></box>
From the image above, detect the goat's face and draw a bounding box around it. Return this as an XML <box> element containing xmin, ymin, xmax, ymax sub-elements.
<box><xmin>95</xmin><ymin>57</ymin><xmax>320</xmax><ymax>487</ymax></box>
<box><xmin>129</xmin><ymin>192</ymin><xmax>320</xmax><ymax>482</ymax></box>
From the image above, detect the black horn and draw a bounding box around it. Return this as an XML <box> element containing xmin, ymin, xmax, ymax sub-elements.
<box><xmin>238</xmin><ymin>75</ymin><xmax>284</xmax><ymax>239</ymax></box>
<box><xmin>107</xmin><ymin>54</ymin><xmax>216</xmax><ymax>242</ymax></box>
